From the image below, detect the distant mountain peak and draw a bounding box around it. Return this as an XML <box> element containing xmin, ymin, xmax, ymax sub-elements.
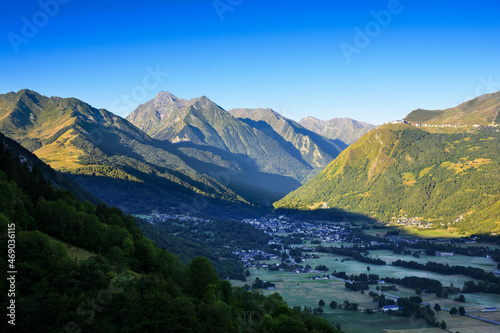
<box><xmin>155</xmin><ymin>90</ymin><xmax>175</xmax><ymax>97</ymax></box>
<box><xmin>299</xmin><ymin>116</ymin><xmax>376</xmax><ymax>145</ymax></box>
<box><xmin>228</xmin><ymin>108</ymin><xmax>285</xmax><ymax>121</ymax></box>
<box><xmin>302</xmin><ymin>115</ymin><xmax>321</xmax><ymax>121</ymax></box>
<box><xmin>191</xmin><ymin>95</ymin><xmax>214</xmax><ymax>105</ymax></box>
<box><xmin>151</xmin><ymin>91</ymin><xmax>188</xmax><ymax>108</ymax></box>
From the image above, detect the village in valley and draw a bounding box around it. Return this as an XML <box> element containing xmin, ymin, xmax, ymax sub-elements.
<box><xmin>142</xmin><ymin>213</ymin><xmax>500</xmax><ymax>332</ymax></box>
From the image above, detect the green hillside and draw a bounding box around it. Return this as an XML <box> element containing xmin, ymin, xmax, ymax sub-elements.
<box><xmin>0</xmin><ymin>130</ymin><xmax>338</xmax><ymax>333</ymax></box>
<box><xmin>0</xmin><ymin>132</ymin><xmax>101</xmax><ymax>205</ymax></box>
<box><xmin>275</xmin><ymin>124</ymin><xmax>500</xmax><ymax>233</ymax></box>
<box><xmin>404</xmin><ymin>91</ymin><xmax>500</xmax><ymax>126</ymax></box>
<box><xmin>0</xmin><ymin>89</ymin><xmax>251</xmax><ymax>215</ymax></box>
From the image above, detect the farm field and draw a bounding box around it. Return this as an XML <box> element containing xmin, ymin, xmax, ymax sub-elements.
<box><xmin>454</xmin><ymin>243</ymin><xmax>500</xmax><ymax>250</ymax></box>
<box><xmin>398</xmin><ymin>227</ymin><xmax>470</xmax><ymax>238</ymax></box>
<box><xmin>237</xmin><ymin>267</ymin><xmax>500</xmax><ymax>333</ymax></box>
<box><xmin>432</xmin><ymin>311</ymin><xmax>500</xmax><ymax>333</ymax></box>
<box><xmin>303</xmin><ymin>252</ymin><xmax>483</xmax><ymax>286</ymax></box>
<box><xmin>244</xmin><ymin>270</ymin><xmax>500</xmax><ymax>333</ymax></box>
<box><xmin>301</xmin><ymin>239</ymin><xmax>498</xmax><ymax>273</ymax></box>
<box><xmin>231</xmin><ymin>248</ymin><xmax>500</xmax><ymax>333</ymax></box>
<box><xmin>365</xmin><ymin>250</ymin><xmax>498</xmax><ymax>273</ymax></box>
<box><xmin>362</xmin><ymin>226</ymin><xmax>471</xmax><ymax>239</ymax></box>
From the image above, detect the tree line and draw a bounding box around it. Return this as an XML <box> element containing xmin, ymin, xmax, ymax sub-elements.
<box><xmin>316</xmin><ymin>245</ymin><xmax>386</xmax><ymax>265</ymax></box>
<box><xmin>392</xmin><ymin>259</ymin><xmax>500</xmax><ymax>284</ymax></box>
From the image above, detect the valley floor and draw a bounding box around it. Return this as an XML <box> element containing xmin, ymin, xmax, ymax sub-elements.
<box><xmin>225</xmin><ymin>219</ymin><xmax>500</xmax><ymax>333</ymax></box>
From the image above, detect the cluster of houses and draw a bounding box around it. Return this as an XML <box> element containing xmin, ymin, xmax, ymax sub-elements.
<box><xmin>145</xmin><ymin>213</ymin><xmax>212</xmax><ymax>224</ymax></box>
<box><xmin>235</xmin><ymin>216</ymin><xmax>477</xmax><ymax>269</ymax></box>
<box><xmin>390</xmin><ymin>216</ymin><xmax>433</xmax><ymax>229</ymax></box>
<box><xmin>385</xmin><ymin>119</ymin><xmax>489</xmax><ymax>129</ymax></box>
<box><xmin>386</xmin><ymin>120</ymin><xmax>410</xmax><ymax>125</ymax></box>
<box><xmin>414</xmin><ymin>123</ymin><xmax>480</xmax><ymax>128</ymax></box>
<box><xmin>241</xmin><ymin>216</ymin><xmax>348</xmax><ymax>242</ymax></box>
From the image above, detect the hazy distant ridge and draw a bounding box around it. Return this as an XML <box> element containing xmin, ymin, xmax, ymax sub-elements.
<box><xmin>299</xmin><ymin>116</ymin><xmax>376</xmax><ymax>145</ymax></box>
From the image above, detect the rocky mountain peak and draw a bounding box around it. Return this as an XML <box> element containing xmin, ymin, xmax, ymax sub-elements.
<box><xmin>152</xmin><ymin>91</ymin><xmax>188</xmax><ymax>109</ymax></box>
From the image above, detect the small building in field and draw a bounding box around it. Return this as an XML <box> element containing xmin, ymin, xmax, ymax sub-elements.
<box><xmin>482</xmin><ymin>307</ymin><xmax>498</xmax><ymax>312</ymax></box>
<box><xmin>382</xmin><ymin>305</ymin><xmax>400</xmax><ymax>312</ymax></box>
<box><xmin>435</xmin><ymin>251</ymin><xmax>454</xmax><ymax>257</ymax></box>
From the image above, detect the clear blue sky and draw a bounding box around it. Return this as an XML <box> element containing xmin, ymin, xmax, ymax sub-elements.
<box><xmin>1</xmin><ymin>0</ymin><xmax>499</xmax><ymax>124</ymax></box>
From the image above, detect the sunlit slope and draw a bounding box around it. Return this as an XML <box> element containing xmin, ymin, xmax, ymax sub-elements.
<box><xmin>275</xmin><ymin>124</ymin><xmax>500</xmax><ymax>233</ymax></box>
<box><xmin>0</xmin><ymin>89</ymin><xmax>246</xmax><ymax>213</ymax></box>
<box><xmin>404</xmin><ymin>91</ymin><xmax>500</xmax><ymax>126</ymax></box>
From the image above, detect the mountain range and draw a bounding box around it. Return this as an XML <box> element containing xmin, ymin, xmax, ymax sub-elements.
<box><xmin>126</xmin><ymin>91</ymin><xmax>374</xmax><ymax>204</ymax></box>
<box><xmin>0</xmin><ymin>89</ymin><xmax>245</xmax><ymax>215</ymax></box>
<box><xmin>0</xmin><ymin>89</ymin><xmax>372</xmax><ymax>214</ymax></box>
<box><xmin>1</xmin><ymin>88</ymin><xmax>499</xmax><ymax>232</ymax></box>
<box><xmin>299</xmin><ymin>116</ymin><xmax>376</xmax><ymax>145</ymax></box>
<box><xmin>275</xmin><ymin>92</ymin><xmax>500</xmax><ymax>233</ymax></box>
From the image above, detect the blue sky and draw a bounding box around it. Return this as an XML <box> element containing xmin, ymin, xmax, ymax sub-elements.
<box><xmin>1</xmin><ymin>0</ymin><xmax>499</xmax><ymax>124</ymax></box>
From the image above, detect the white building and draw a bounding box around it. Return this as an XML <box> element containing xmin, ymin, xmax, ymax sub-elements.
<box><xmin>435</xmin><ymin>251</ymin><xmax>454</xmax><ymax>257</ymax></box>
<box><xmin>382</xmin><ymin>305</ymin><xmax>400</xmax><ymax>312</ymax></box>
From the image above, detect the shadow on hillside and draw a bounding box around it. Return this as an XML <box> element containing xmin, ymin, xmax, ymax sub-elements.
<box><xmin>66</xmin><ymin>172</ymin><xmax>271</xmax><ymax>218</ymax></box>
<box><xmin>273</xmin><ymin>207</ymin><xmax>379</xmax><ymax>223</ymax></box>
<box><xmin>150</xmin><ymin>140</ymin><xmax>303</xmax><ymax>205</ymax></box>
<box><xmin>237</xmin><ymin>119</ymin><xmax>310</xmax><ymax>164</ymax></box>
<box><xmin>239</xmin><ymin>118</ymin><xmax>347</xmax><ymax>158</ymax></box>
<box><xmin>290</xmin><ymin>122</ymin><xmax>348</xmax><ymax>152</ymax></box>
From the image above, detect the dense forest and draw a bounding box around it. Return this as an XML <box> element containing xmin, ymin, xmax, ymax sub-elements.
<box><xmin>138</xmin><ymin>217</ymin><xmax>271</xmax><ymax>280</ymax></box>
<box><xmin>0</xmin><ymin>135</ymin><xmax>339</xmax><ymax>333</ymax></box>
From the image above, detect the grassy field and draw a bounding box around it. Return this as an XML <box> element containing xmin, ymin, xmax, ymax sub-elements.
<box><xmin>365</xmin><ymin>250</ymin><xmax>498</xmax><ymax>274</ymax></box>
<box><xmin>432</xmin><ymin>311</ymin><xmax>500</xmax><ymax>333</ymax></box>
<box><xmin>231</xmin><ymin>247</ymin><xmax>500</xmax><ymax>333</ymax></box>
<box><xmin>454</xmin><ymin>242</ymin><xmax>500</xmax><ymax>250</ymax></box>
<box><xmin>237</xmin><ymin>267</ymin><xmax>500</xmax><ymax>333</ymax></box>
<box><xmin>363</xmin><ymin>227</ymin><xmax>401</xmax><ymax>237</ymax></box>
<box><xmin>34</xmin><ymin>130</ymin><xmax>86</xmax><ymax>170</ymax></box>
<box><xmin>362</xmin><ymin>225</ymin><xmax>471</xmax><ymax>239</ymax></box>
<box><xmin>398</xmin><ymin>227</ymin><xmax>470</xmax><ymax>238</ymax></box>
<box><xmin>321</xmin><ymin>311</ymin><xmax>443</xmax><ymax>333</ymax></box>
<box><xmin>303</xmin><ymin>252</ymin><xmax>483</xmax><ymax>287</ymax></box>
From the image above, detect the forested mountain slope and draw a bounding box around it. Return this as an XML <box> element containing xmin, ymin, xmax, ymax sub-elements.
<box><xmin>0</xmin><ymin>132</ymin><xmax>101</xmax><ymax>205</ymax></box>
<box><xmin>275</xmin><ymin>123</ymin><xmax>500</xmax><ymax>233</ymax></box>
<box><xmin>0</xmin><ymin>133</ymin><xmax>338</xmax><ymax>333</ymax></box>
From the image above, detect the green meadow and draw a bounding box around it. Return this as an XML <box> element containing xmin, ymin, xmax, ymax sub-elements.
<box><xmin>232</xmin><ymin>247</ymin><xmax>500</xmax><ymax>333</ymax></box>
